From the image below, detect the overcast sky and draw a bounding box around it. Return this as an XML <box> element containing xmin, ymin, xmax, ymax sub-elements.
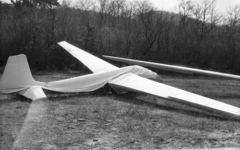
<box><xmin>2</xmin><ymin>0</ymin><xmax>240</xmax><ymax>13</ymax></box>
<box><xmin>151</xmin><ymin>0</ymin><xmax>240</xmax><ymax>12</ymax></box>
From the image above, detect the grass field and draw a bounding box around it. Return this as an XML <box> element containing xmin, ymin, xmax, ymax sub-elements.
<box><xmin>0</xmin><ymin>72</ymin><xmax>240</xmax><ymax>149</ymax></box>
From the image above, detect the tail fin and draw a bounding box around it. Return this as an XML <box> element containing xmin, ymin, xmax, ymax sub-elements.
<box><xmin>0</xmin><ymin>54</ymin><xmax>36</xmax><ymax>93</ymax></box>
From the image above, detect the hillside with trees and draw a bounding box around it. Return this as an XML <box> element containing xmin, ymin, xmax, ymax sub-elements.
<box><xmin>1</xmin><ymin>0</ymin><xmax>240</xmax><ymax>74</ymax></box>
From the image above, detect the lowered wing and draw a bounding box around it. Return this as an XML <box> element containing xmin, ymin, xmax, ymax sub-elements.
<box><xmin>109</xmin><ymin>73</ymin><xmax>240</xmax><ymax>117</ymax></box>
<box><xmin>103</xmin><ymin>55</ymin><xmax>240</xmax><ymax>80</ymax></box>
<box><xmin>58</xmin><ymin>41</ymin><xmax>118</xmax><ymax>73</ymax></box>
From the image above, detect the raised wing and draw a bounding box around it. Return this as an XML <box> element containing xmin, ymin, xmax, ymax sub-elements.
<box><xmin>103</xmin><ymin>55</ymin><xmax>240</xmax><ymax>80</ymax></box>
<box><xmin>58</xmin><ymin>41</ymin><xmax>118</xmax><ymax>73</ymax></box>
<box><xmin>109</xmin><ymin>73</ymin><xmax>240</xmax><ymax>117</ymax></box>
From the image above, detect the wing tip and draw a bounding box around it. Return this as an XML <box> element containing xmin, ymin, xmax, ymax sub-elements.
<box><xmin>58</xmin><ymin>41</ymin><xmax>67</xmax><ymax>46</ymax></box>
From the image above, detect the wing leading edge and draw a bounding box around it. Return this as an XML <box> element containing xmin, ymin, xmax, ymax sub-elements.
<box><xmin>109</xmin><ymin>73</ymin><xmax>240</xmax><ymax>118</ymax></box>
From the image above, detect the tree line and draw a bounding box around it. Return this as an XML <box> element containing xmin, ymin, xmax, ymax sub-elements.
<box><xmin>0</xmin><ymin>0</ymin><xmax>240</xmax><ymax>74</ymax></box>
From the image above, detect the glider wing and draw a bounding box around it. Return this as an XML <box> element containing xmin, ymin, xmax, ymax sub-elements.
<box><xmin>58</xmin><ymin>41</ymin><xmax>118</xmax><ymax>73</ymax></box>
<box><xmin>109</xmin><ymin>73</ymin><xmax>240</xmax><ymax>117</ymax></box>
<box><xmin>103</xmin><ymin>55</ymin><xmax>240</xmax><ymax>80</ymax></box>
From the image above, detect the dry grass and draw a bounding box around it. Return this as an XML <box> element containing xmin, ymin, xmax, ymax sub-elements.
<box><xmin>0</xmin><ymin>73</ymin><xmax>240</xmax><ymax>149</ymax></box>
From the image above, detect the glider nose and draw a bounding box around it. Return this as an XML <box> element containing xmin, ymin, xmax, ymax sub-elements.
<box><xmin>155</xmin><ymin>74</ymin><xmax>163</xmax><ymax>83</ymax></box>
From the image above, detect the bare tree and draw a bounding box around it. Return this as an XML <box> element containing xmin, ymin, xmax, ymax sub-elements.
<box><xmin>191</xmin><ymin>0</ymin><xmax>221</xmax><ymax>65</ymax></box>
<box><xmin>224</xmin><ymin>5</ymin><xmax>240</xmax><ymax>71</ymax></box>
<box><xmin>136</xmin><ymin>0</ymin><xmax>161</xmax><ymax>59</ymax></box>
<box><xmin>178</xmin><ymin>0</ymin><xmax>195</xmax><ymax>27</ymax></box>
<box><xmin>97</xmin><ymin>0</ymin><xmax>110</xmax><ymax>28</ymax></box>
<box><xmin>75</xmin><ymin>0</ymin><xmax>96</xmax><ymax>11</ymax></box>
<box><xmin>122</xmin><ymin>1</ymin><xmax>138</xmax><ymax>57</ymax></box>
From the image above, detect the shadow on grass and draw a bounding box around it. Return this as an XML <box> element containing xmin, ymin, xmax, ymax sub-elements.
<box><xmin>208</xmin><ymin>94</ymin><xmax>240</xmax><ymax>100</ymax></box>
<box><xmin>0</xmin><ymin>94</ymin><xmax>32</xmax><ymax>105</ymax></box>
<box><xmin>112</xmin><ymin>93</ymin><xmax>240</xmax><ymax>122</ymax></box>
<box><xmin>43</xmin><ymin>91</ymin><xmax>240</xmax><ymax>122</ymax></box>
<box><xmin>9</xmin><ymin>91</ymin><xmax>239</xmax><ymax>123</ymax></box>
<box><xmin>46</xmin><ymin>91</ymin><xmax>112</xmax><ymax>101</ymax></box>
<box><xmin>43</xmin><ymin>85</ymin><xmax>113</xmax><ymax>101</ymax></box>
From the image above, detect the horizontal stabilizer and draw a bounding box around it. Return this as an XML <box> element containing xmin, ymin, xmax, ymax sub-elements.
<box><xmin>103</xmin><ymin>55</ymin><xmax>240</xmax><ymax>80</ymax></box>
<box><xmin>18</xmin><ymin>87</ymin><xmax>47</xmax><ymax>101</ymax></box>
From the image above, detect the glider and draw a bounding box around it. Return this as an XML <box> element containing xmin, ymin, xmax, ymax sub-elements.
<box><xmin>0</xmin><ymin>41</ymin><xmax>240</xmax><ymax>118</ymax></box>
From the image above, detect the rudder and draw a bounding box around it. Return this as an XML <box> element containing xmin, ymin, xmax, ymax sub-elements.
<box><xmin>0</xmin><ymin>54</ymin><xmax>37</xmax><ymax>93</ymax></box>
